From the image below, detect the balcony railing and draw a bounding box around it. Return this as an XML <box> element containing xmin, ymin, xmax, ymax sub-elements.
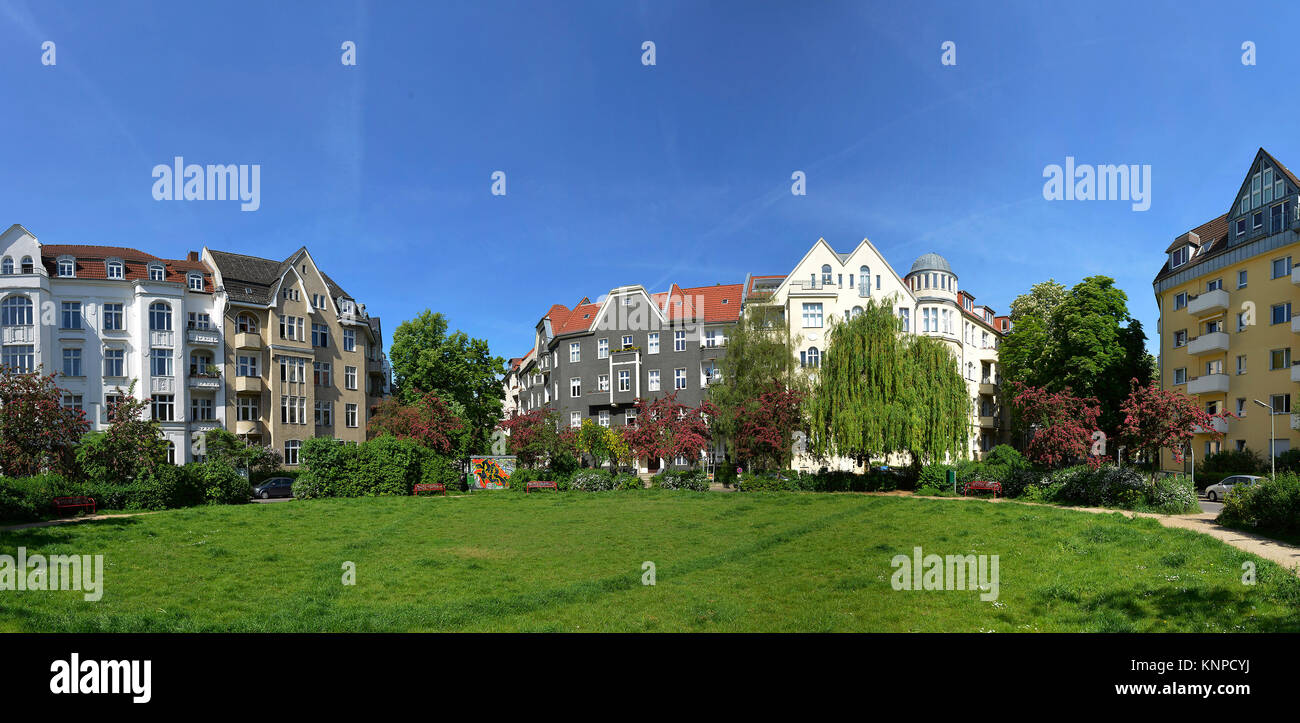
<box><xmin>1187</xmin><ymin>289</ymin><xmax>1229</xmax><ymax>317</ymax></box>
<box><xmin>1187</xmin><ymin>373</ymin><xmax>1230</xmax><ymax>394</ymax></box>
<box><xmin>1</xmin><ymin>325</ymin><xmax>34</xmax><ymax>344</ymax></box>
<box><xmin>1187</xmin><ymin>331</ymin><xmax>1229</xmax><ymax>355</ymax></box>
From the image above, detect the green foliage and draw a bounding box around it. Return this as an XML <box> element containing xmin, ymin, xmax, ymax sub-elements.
<box><xmin>569</xmin><ymin>469</ymin><xmax>617</xmax><ymax>492</ymax></box>
<box><xmin>294</xmin><ymin>435</ymin><xmax>462</xmax><ymax>498</ymax></box>
<box><xmin>1219</xmin><ymin>473</ymin><xmax>1300</xmax><ymax>535</ymax></box>
<box><xmin>187</xmin><ymin>461</ymin><xmax>250</xmax><ymax>505</ymax></box>
<box><xmin>205</xmin><ymin>428</ymin><xmax>283</xmax><ymax>478</ymax></box>
<box><xmin>0</xmin><ymin>474</ymin><xmax>79</xmax><ymax>521</ymax></box>
<box><xmin>1197</xmin><ymin>448</ymin><xmax>1268</xmax><ymax>488</ymax></box>
<box><xmin>651</xmin><ymin>469</ymin><xmax>709</xmax><ymax>491</ymax></box>
<box><xmin>710</xmin><ymin>304</ymin><xmax>806</xmax><ymax>465</ymax></box>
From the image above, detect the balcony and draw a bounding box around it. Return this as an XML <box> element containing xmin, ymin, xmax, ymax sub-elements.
<box><xmin>1</xmin><ymin>325</ymin><xmax>34</xmax><ymax>344</ymax></box>
<box><xmin>150</xmin><ymin>329</ymin><xmax>175</xmax><ymax>348</ymax></box>
<box><xmin>1191</xmin><ymin>417</ymin><xmax>1229</xmax><ymax>434</ymax></box>
<box><xmin>979</xmin><ymin>377</ymin><xmax>999</xmax><ymax>395</ymax></box>
<box><xmin>188</xmin><ymin>375</ymin><xmax>221</xmax><ymax>390</ymax></box>
<box><xmin>235</xmin><ymin>332</ymin><xmax>262</xmax><ymax>350</ymax></box>
<box><xmin>978</xmin><ymin>415</ymin><xmax>998</xmax><ymax>429</ymax></box>
<box><xmin>1187</xmin><ymin>331</ymin><xmax>1229</xmax><ymax>355</ymax></box>
<box><xmin>1186</xmin><ymin>289</ymin><xmax>1229</xmax><ymax>317</ymax></box>
<box><xmin>1291</xmin><ymin>413</ymin><xmax>1300</xmax><ymax>432</ymax></box>
<box><xmin>234</xmin><ymin>376</ymin><xmax>262</xmax><ymax>393</ymax></box>
<box><xmin>234</xmin><ymin>419</ymin><xmax>263</xmax><ymax>436</ymax></box>
<box><xmin>1292</xmin><ymin>264</ymin><xmax>1300</xmax><ymax>285</ymax></box>
<box><xmin>1187</xmin><ymin>373</ymin><xmax>1230</xmax><ymax>394</ymax></box>
<box><xmin>187</xmin><ymin>327</ymin><xmax>220</xmax><ymax>346</ymax></box>
<box><xmin>190</xmin><ymin>419</ymin><xmax>221</xmax><ymax>433</ymax></box>
<box><xmin>150</xmin><ymin>376</ymin><xmax>176</xmax><ymax>394</ymax></box>
<box><xmin>1291</xmin><ymin>364</ymin><xmax>1300</xmax><ymax>383</ymax></box>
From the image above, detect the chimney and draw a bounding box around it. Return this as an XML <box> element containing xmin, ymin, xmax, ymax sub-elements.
<box><xmin>187</xmin><ymin>251</ymin><xmax>200</xmax><ymax>262</ymax></box>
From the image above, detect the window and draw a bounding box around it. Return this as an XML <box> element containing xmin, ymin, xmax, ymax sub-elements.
<box><xmin>104</xmin><ymin>348</ymin><xmax>124</xmax><ymax>377</ymax></box>
<box><xmin>1173</xmin><ymin>367</ymin><xmax>1187</xmax><ymax>385</ymax></box>
<box><xmin>641</xmin><ymin>332</ymin><xmax>658</xmax><ymax>355</ymax></box>
<box><xmin>345</xmin><ymin>365</ymin><xmax>357</xmax><ymax>390</ymax></box>
<box><xmin>1236</xmin><ymin>218</ymin><xmax>1247</xmax><ymax>237</ymax></box>
<box><xmin>20</xmin><ymin>257</ymin><xmax>32</xmax><ymax>274</ymax></box>
<box><xmin>315</xmin><ymin>401</ymin><xmax>333</xmax><ymax>426</ymax></box>
<box><xmin>1273</xmin><ymin>303</ymin><xmax>1292</xmax><ymax>325</ymax></box>
<box><xmin>312</xmin><ymin>294</ymin><xmax>328</xmax><ymax>310</ymax></box>
<box><xmin>279</xmin><ymin>315</ymin><xmax>304</xmax><ymax>341</ymax></box>
<box><xmin>346</xmin><ymin>403</ymin><xmax>358</xmax><ymax>428</ymax></box>
<box><xmin>61</xmin><ymin>302</ymin><xmax>82</xmax><ymax>330</ymax></box>
<box><xmin>1238</xmin><ymin>270</ymin><xmax>1248</xmax><ymax>288</ymax></box>
<box><xmin>188</xmin><ymin>274</ymin><xmax>204</xmax><ymax>291</ymax></box>
<box><xmin>284</xmin><ymin>440</ymin><xmax>302</xmax><ymax>466</ymax></box>
<box><xmin>1</xmin><ymin>344</ymin><xmax>34</xmax><ymax>372</ymax></box>
<box><xmin>597</xmin><ymin>373</ymin><xmax>609</xmax><ymax>392</ymax></box>
<box><xmin>598</xmin><ymin>338</ymin><xmax>609</xmax><ymax>358</ymax></box>
<box><xmin>1254</xmin><ymin>211</ymin><xmax>1264</xmax><ymax>229</ymax></box>
<box><xmin>61</xmin><ymin>394</ymin><xmax>83</xmax><ymax>412</ymax></box>
<box><xmin>279</xmin><ymin>356</ymin><xmax>307</xmax><ymax>384</ymax></box>
<box><xmin>237</xmin><ymin>396</ymin><xmax>259</xmax><ymax>421</ymax></box>
<box><xmin>1205</xmin><ymin>319</ymin><xmax>1223</xmax><ymax>334</ymax></box>
<box><xmin>106</xmin><ymin>261</ymin><xmax>124</xmax><ymax>280</ymax></box>
<box><xmin>1236</xmin><ymin>398</ymin><xmax>1247</xmax><ymax>415</ymax></box>
<box><xmin>103</xmin><ymin>394</ymin><xmax>122</xmax><ymax>423</ymax></box>
<box><xmin>618</xmin><ymin>369</ymin><xmax>630</xmax><ymax>392</ymax></box>
<box><xmin>313</xmin><ymin>361</ymin><xmax>332</xmax><ymax>386</ymax></box>
<box><xmin>570</xmin><ymin>412</ymin><xmax>581</xmax><ymax>428</ymax></box>
<box><xmin>820</xmin><ymin>264</ymin><xmax>832</xmax><ymax>285</ymax></box>
<box><xmin>280</xmin><ymin>395</ymin><xmax>307</xmax><ymax>424</ymax></box>
<box><xmin>1173</xmin><ymin>330</ymin><xmax>1187</xmax><ymax>347</ymax></box>
<box><xmin>704</xmin><ymin>329</ymin><xmax>719</xmax><ymax>348</ymax></box>
<box><xmin>103</xmin><ymin>303</ymin><xmax>123</xmax><ymax>331</ymax></box>
<box><xmin>570</xmin><ymin>377</ymin><xmax>581</xmax><ymax>397</ymax></box>
<box><xmin>148</xmin><ymin>264</ymin><xmax>164</xmax><ymax>282</ymax></box>
<box><xmin>57</xmin><ymin>258</ymin><xmax>75</xmax><ymax>277</ymax></box>
<box><xmin>191</xmin><ymin>397</ymin><xmax>214</xmax><ymax>421</ymax></box>
<box><xmin>282</xmin><ymin>287</ymin><xmax>300</xmax><ymax>302</ymax></box>
<box><xmin>1</xmin><ymin>296</ymin><xmax>33</xmax><ymax>326</ymax></box>
<box><xmin>312</xmin><ymin>323</ymin><xmax>330</xmax><ymax>348</ymax></box>
<box><xmin>1173</xmin><ymin>292</ymin><xmax>1187</xmax><ymax>310</ymax></box>
<box><xmin>148</xmin><ymin>302</ymin><xmax>171</xmax><ymax>331</ymax></box>
<box><xmin>801</xmin><ymin>303</ymin><xmax>823</xmax><ymax>328</ymax></box>
<box><xmin>151</xmin><ymin>395</ymin><xmax>175</xmax><ymax>421</ymax></box>
<box><xmin>621</xmin><ymin>335</ymin><xmax>633</xmax><ymax>349</ymax></box>
<box><xmin>236</xmin><ymin>314</ymin><xmax>259</xmax><ymax>333</ymax></box>
<box><xmin>1237</xmin><ymin>312</ymin><xmax>1248</xmax><ymax>332</ymax></box>
<box><xmin>1271</xmin><ymin>349</ymin><xmax>1292</xmax><ymax>370</ymax></box>
<box><xmin>343</xmin><ymin>329</ymin><xmax>356</xmax><ymax>352</ymax></box>
<box><xmin>674</xmin><ymin>368</ymin><xmax>687</xmax><ymax>390</ymax></box>
<box><xmin>151</xmin><ymin>348</ymin><xmax>173</xmax><ymax>377</ymax></box>
<box><xmin>0</xmin><ymin>257</ymin><xmax>10</xmax><ymax>275</ymax></box>
<box><xmin>801</xmin><ymin>346</ymin><xmax>821</xmax><ymax>368</ymax></box>
<box><xmin>569</xmin><ymin>342</ymin><xmax>581</xmax><ymax>362</ymax></box>
<box><xmin>1273</xmin><ymin>257</ymin><xmax>1292</xmax><ymax>279</ymax></box>
<box><xmin>1270</xmin><ymin>394</ymin><xmax>1292</xmax><ymax>414</ymax></box>
<box><xmin>626</xmin><ymin>409</ymin><xmax>637</xmax><ymax>426</ymax></box>
<box><xmin>674</xmin><ymin>330</ymin><xmax>686</xmax><ymax>352</ymax></box>
<box><xmin>237</xmin><ymin>355</ymin><xmax>259</xmax><ymax>377</ymax></box>
<box><xmin>898</xmin><ymin>308</ymin><xmax>910</xmax><ymax>332</ymax></box>
<box><xmin>1237</xmin><ymin>355</ymin><xmax>1247</xmax><ymax>375</ymax></box>
<box><xmin>188</xmin><ymin>312</ymin><xmax>212</xmax><ymax>330</ymax></box>
<box><xmin>1170</xmin><ymin>247</ymin><xmax>1189</xmax><ymax>268</ymax></box>
<box><xmin>62</xmin><ymin>348</ymin><xmax>82</xmax><ymax>377</ymax></box>
<box><xmin>598</xmin><ymin>410</ymin><xmax>610</xmax><ymax>427</ymax></box>
<box><xmin>1206</xmin><ymin>278</ymin><xmax>1222</xmax><ymax>292</ymax></box>
<box><xmin>858</xmin><ymin>265</ymin><xmax>871</xmax><ymax>296</ymax></box>
<box><xmin>648</xmin><ymin>369</ymin><xmax>660</xmax><ymax>392</ymax></box>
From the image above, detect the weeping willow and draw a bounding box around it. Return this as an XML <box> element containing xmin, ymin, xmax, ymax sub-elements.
<box><xmin>807</xmin><ymin>298</ymin><xmax>969</xmax><ymax>465</ymax></box>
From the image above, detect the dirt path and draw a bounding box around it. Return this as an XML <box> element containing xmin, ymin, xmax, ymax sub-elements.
<box><xmin>0</xmin><ymin>511</ymin><xmax>161</xmax><ymax>533</ymax></box>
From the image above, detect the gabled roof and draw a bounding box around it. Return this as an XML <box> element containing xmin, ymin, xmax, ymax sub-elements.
<box><xmin>1153</xmin><ymin>213</ymin><xmax>1230</xmax><ymax>282</ymax></box>
<box><xmin>40</xmin><ymin>244</ymin><xmax>213</xmax><ymax>292</ymax></box>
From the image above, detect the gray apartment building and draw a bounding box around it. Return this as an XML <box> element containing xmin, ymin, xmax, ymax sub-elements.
<box><xmin>513</xmin><ymin>281</ymin><xmax>742</xmax><ymax>471</ymax></box>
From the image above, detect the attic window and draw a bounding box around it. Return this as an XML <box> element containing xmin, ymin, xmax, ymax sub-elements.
<box><xmin>583</xmin><ymin>314</ymin><xmax>590</xmax><ymax>319</ymax></box>
<box><xmin>57</xmin><ymin>257</ymin><xmax>76</xmax><ymax>278</ymax></box>
<box><xmin>148</xmin><ymin>264</ymin><xmax>165</xmax><ymax>281</ymax></box>
<box><xmin>721</xmin><ymin>299</ymin><xmax>729</xmax><ymax>304</ymax></box>
<box><xmin>1170</xmin><ymin>246</ymin><xmax>1190</xmax><ymax>269</ymax></box>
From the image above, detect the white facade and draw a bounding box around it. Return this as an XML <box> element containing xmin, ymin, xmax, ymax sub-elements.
<box><xmin>0</xmin><ymin>224</ymin><xmax>226</xmax><ymax>464</ymax></box>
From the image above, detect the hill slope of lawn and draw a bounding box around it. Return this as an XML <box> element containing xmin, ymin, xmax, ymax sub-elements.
<box><xmin>1</xmin><ymin>492</ymin><xmax>1297</xmax><ymax>632</ymax></box>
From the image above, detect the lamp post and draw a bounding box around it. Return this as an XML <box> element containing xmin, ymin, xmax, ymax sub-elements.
<box><xmin>1254</xmin><ymin>399</ymin><xmax>1276</xmax><ymax>478</ymax></box>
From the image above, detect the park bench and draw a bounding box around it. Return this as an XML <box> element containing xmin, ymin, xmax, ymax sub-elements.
<box><xmin>964</xmin><ymin>480</ymin><xmax>1002</xmax><ymax>498</ymax></box>
<box><xmin>525</xmin><ymin>481</ymin><xmax>558</xmax><ymax>493</ymax></box>
<box><xmin>413</xmin><ymin>483</ymin><xmax>446</xmax><ymax>496</ymax></box>
<box><xmin>52</xmin><ymin>496</ymin><xmax>97</xmax><ymax>516</ymax></box>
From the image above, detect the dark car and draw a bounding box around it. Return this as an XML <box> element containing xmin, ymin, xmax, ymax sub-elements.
<box><xmin>252</xmin><ymin>477</ymin><xmax>294</xmax><ymax>500</ymax></box>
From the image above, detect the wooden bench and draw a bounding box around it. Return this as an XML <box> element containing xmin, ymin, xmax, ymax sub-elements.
<box><xmin>964</xmin><ymin>480</ymin><xmax>1002</xmax><ymax>498</ymax></box>
<box><xmin>413</xmin><ymin>483</ymin><xmax>446</xmax><ymax>496</ymax></box>
<box><xmin>52</xmin><ymin>496</ymin><xmax>97</xmax><ymax>516</ymax></box>
<box><xmin>525</xmin><ymin>481</ymin><xmax>558</xmax><ymax>493</ymax></box>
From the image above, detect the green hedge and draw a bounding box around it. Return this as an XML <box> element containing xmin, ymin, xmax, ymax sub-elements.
<box><xmin>651</xmin><ymin>469</ymin><xmax>709</xmax><ymax>491</ymax></box>
<box><xmin>1219</xmin><ymin>473</ymin><xmax>1300</xmax><ymax>536</ymax></box>
<box><xmin>293</xmin><ymin>435</ymin><xmax>465</xmax><ymax>499</ymax></box>
<box><xmin>0</xmin><ymin>461</ymin><xmax>250</xmax><ymax>523</ymax></box>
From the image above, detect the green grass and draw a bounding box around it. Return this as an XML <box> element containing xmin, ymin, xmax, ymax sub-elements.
<box><xmin>1</xmin><ymin>491</ymin><xmax>1297</xmax><ymax>632</ymax></box>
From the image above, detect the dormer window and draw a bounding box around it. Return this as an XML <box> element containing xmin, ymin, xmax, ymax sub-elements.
<box><xmin>0</xmin><ymin>257</ymin><xmax>12</xmax><ymax>275</ymax></box>
<box><xmin>188</xmin><ymin>273</ymin><xmax>204</xmax><ymax>291</ymax></box>
<box><xmin>106</xmin><ymin>260</ymin><xmax>124</xmax><ymax>280</ymax></box>
<box><xmin>1170</xmin><ymin>246</ymin><xmax>1190</xmax><ymax>269</ymax></box>
<box><xmin>57</xmin><ymin>257</ymin><xmax>76</xmax><ymax>278</ymax></box>
<box><xmin>20</xmin><ymin>257</ymin><xmax>33</xmax><ymax>274</ymax></box>
<box><xmin>1236</xmin><ymin>218</ymin><xmax>1247</xmax><ymax>236</ymax></box>
<box><xmin>148</xmin><ymin>264</ymin><xmax>165</xmax><ymax>281</ymax></box>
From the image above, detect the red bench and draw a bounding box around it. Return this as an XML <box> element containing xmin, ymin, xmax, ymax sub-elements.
<box><xmin>52</xmin><ymin>496</ymin><xmax>97</xmax><ymax>516</ymax></box>
<box><xmin>413</xmin><ymin>483</ymin><xmax>446</xmax><ymax>496</ymax></box>
<box><xmin>964</xmin><ymin>480</ymin><xmax>1002</xmax><ymax>498</ymax></box>
<box><xmin>525</xmin><ymin>481</ymin><xmax>558</xmax><ymax>493</ymax></box>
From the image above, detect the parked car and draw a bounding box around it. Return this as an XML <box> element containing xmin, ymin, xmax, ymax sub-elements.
<box><xmin>252</xmin><ymin>477</ymin><xmax>294</xmax><ymax>499</ymax></box>
<box><xmin>1204</xmin><ymin>475</ymin><xmax>1262</xmax><ymax>502</ymax></box>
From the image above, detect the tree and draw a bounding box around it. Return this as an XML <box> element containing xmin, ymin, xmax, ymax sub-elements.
<box><xmin>1007</xmin><ymin>382</ymin><xmax>1102</xmax><ymax>468</ymax></box>
<box><xmin>806</xmin><ymin>298</ymin><xmax>969</xmax><ymax>466</ymax></box>
<box><xmin>623</xmin><ymin>393</ymin><xmax>715</xmax><ymax>469</ymax></box>
<box><xmin>75</xmin><ymin>380</ymin><xmax>168</xmax><ymax>483</ymax></box>
<box><xmin>498</xmin><ymin>408</ymin><xmax>571</xmax><ymax>469</ymax></box>
<box><xmin>0</xmin><ymin>366</ymin><xmax>88</xmax><ymax>477</ymax></box>
<box><xmin>732</xmin><ymin>383</ymin><xmax>804</xmax><ymax>471</ymax></box>
<box><xmin>1118</xmin><ymin>378</ymin><xmax>1230</xmax><ymax>481</ymax></box>
<box><xmin>576</xmin><ymin>418</ymin><xmax>621</xmax><ymax>469</ymax></box>
<box><xmin>999</xmin><ymin>280</ymin><xmax>1067</xmax><ymax>390</ymax></box>
<box><xmin>389</xmin><ymin>310</ymin><xmax>505</xmax><ymax>453</ymax></box>
<box><xmin>710</xmin><ymin>303</ymin><xmax>805</xmax><ymax>446</ymax></box>
<box><xmin>204</xmin><ymin>428</ymin><xmax>283</xmax><ymax>478</ymax></box>
<box><xmin>368</xmin><ymin>389</ymin><xmax>467</xmax><ymax>455</ymax></box>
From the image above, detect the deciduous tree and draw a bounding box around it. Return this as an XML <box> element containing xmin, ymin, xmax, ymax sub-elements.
<box><xmin>0</xmin><ymin>366</ymin><xmax>88</xmax><ymax>477</ymax></box>
<box><xmin>75</xmin><ymin>380</ymin><xmax>168</xmax><ymax>483</ymax></box>
<box><xmin>732</xmin><ymin>383</ymin><xmax>804</xmax><ymax>471</ymax></box>
<box><xmin>623</xmin><ymin>393</ymin><xmax>715</xmax><ymax>469</ymax></box>
<box><xmin>1007</xmin><ymin>382</ymin><xmax>1102</xmax><ymax>468</ymax></box>
<box><xmin>1118</xmin><ymin>377</ymin><xmax>1229</xmax><ymax>481</ymax></box>
<box><xmin>368</xmin><ymin>389</ymin><xmax>467</xmax><ymax>455</ymax></box>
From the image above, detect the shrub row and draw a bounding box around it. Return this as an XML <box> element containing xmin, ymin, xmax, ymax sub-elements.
<box><xmin>292</xmin><ymin>435</ymin><xmax>465</xmax><ymax>499</ymax></box>
<box><xmin>0</xmin><ymin>461</ymin><xmax>250</xmax><ymax>522</ymax></box>
<box><xmin>1218</xmin><ymin>473</ymin><xmax>1300</xmax><ymax>535</ymax></box>
<box><xmin>917</xmin><ymin>459</ymin><xmax>1199</xmax><ymax>514</ymax></box>
<box><xmin>735</xmin><ymin>468</ymin><xmax>901</xmax><ymax>493</ymax></box>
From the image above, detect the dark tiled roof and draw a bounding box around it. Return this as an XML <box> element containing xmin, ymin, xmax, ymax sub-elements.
<box><xmin>1153</xmin><ymin>214</ymin><xmax>1230</xmax><ymax>283</ymax></box>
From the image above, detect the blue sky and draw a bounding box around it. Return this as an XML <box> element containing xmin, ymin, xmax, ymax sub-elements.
<box><xmin>1</xmin><ymin>0</ymin><xmax>1295</xmax><ymax>360</ymax></box>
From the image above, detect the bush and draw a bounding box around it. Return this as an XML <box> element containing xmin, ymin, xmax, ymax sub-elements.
<box><xmin>570</xmin><ymin>469</ymin><xmax>617</xmax><ymax>492</ymax></box>
<box><xmin>0</xmin><ymin>474</ymin><xmax>78</xmax><ymax>521</ymax></box>
<box><xmin>1051</xmin><ymin>465</ymin><xmax>1147</xmax><ymax>507</ymax></box>
<box><xmin>614</xmin><ymin>473</ymin><xmax>644</xmax><ymax>490</ymax></box>
<box><xmin>1197</xmin><ymin>448</ymin><xmax>1267</xmax><ymax>489</ymax></box>
<box><xmin>715</xmin><ymin>465</ymin><xmax>738</xmax><ymax>488</ymax></box>
<box><xmin>652</xmin><ymin>469</ymin><xmax>709</xmax><ymax>491</ymax></box>
<box><xmin>1219</xmin><ymin>473</ymin><xmax>1300</xmax><ymax>534</ymax></box>
<box><xmin>294</xmin><ymin>435</ymin><xmax>463</xmax><ymax>498</ymax></box>
<box><xmin>736</xmin><ymin>472</ymin><xmax>792</xmax><ymax>492</ymax></box>
<box><xmin>917</xmin><ymin>464</ymin><xmax>955</xmax><ymax>491</ymax></box>
<box><xmin>1146</xmin><ymin>474</ymin><xmax>1198</xmax><ymax>514</ymax></box>
<box><xmin>187</xmin><ymin>461</ymin><xmax>250</xmax><ymax>505</ymax></box>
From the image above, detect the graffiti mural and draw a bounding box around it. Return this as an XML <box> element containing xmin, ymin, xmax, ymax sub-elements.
<box><xmin>469</xmin><ymin>455</ymin><xmax>516</xmax><ymax>490</ymax></box>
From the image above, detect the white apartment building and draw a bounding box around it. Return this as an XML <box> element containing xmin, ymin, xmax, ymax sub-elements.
<box><xmin>0</xmin><ymin>224</ymin><xmax>225</xmax><ymax>464</ymax></box>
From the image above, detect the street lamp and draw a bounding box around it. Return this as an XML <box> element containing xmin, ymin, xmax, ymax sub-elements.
<box><xmin>1254</xmin><ymin>399</ymin><xmax>1276</xmax><ymax>478</ymax></box>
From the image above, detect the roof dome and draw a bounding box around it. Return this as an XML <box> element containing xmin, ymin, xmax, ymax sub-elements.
<box><xmin>908</xmin><ymin>252</ymin><xmax>954</xmax><ymax>276</ymax></box>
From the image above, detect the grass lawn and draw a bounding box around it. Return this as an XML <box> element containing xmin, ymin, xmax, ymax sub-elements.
<box><xmin>1</xmin><ymin>491</ymin><xmax>1297</xmax><ymax>632</ymax></box>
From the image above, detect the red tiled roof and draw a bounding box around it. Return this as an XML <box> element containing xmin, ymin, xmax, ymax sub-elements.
<box><xmin>665</xmin><ymin>283</ymin><xmax>743</xmax><ymax>323</ymax></box>
<box><xmin>40</xmin><ymin>245</ymin><xmax>213</xmax><ymax>292</ymax></box>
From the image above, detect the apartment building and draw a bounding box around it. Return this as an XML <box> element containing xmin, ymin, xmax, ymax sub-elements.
<box><xmin>1153</xmin><ymin>148</ymin><xmax>1300</xmax><ymax>470</ymax></box>
<box><xmin>511</xmin><ymin>282</ymin><xmax>743</xmax><ymax>471</ymax></box>
<box><xmin>753</xmin><ymin>238</ymin><xmax>1008</xmax><ymax>468</ymax></box>
<box><xmin>0</xmin><ymin>223</ymin><xmax>225</xmax><ymax>463</ymax></box>
<box><xmin>204</xmin><ymin>247</ymin><xmax>389</xmax><ymax>466</ymax></box>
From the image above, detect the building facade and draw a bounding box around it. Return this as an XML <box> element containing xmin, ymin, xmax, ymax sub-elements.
<box><xmin>1153</xmin><ymin>148</ymin><xmax>1300</xmax><ymax>470</ymax></box>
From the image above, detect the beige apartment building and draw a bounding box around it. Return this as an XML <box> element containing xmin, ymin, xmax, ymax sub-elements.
<box><xmin>204</xmin><ymin>247</ymin><xmax>390</xmax><ymax>466</ymax></box>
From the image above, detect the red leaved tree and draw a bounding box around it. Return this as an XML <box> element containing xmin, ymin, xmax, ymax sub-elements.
<box><xmin>732</xmin><ymin>384</ymin><xmax>804</xmax><ymax>471</ymax></box>
<box><xmin>1118</xmin><ymin>377</ymin><xmax>1231</xmax><ymax>481</ymax></box>
<box><xmin>623</xmin><ymin>393</ymin><xmax>715</xmax><ymax>468</ymax></box>
<box><xmin>368</xmin><ymin>389</ymin><xmax>466</xmax><ymax>455</ymax></box>
<box><xmin>1008</xmin><ymin>381</ymin><xmax>1102</xmax><ymax>468</ymax></box>
<box><xmin>497</xmin><ymin>407</ymin><xmax>574</xmax><ymax>469</ymax></box>
<box><xmin>0</xmin><ymin>366</ymin><xmax>89</xmax><ymax>477</ymax></box>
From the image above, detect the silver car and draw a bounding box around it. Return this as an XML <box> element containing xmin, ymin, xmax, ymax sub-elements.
<box><xmin>1204</xmin><ymin>475</ymin><xmax>1262</xmax><ymax>502</ymax></box>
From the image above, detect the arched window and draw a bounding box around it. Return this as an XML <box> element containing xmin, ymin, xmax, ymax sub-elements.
<box><xmin>236</xmin><ymin>313</ymin><xmax>259</xmax><ymax>333</ymax></box>
<box><xmin>807</xmin><ymin>346</ymin><xmax>820</xmax><ymax>368</ymax></box>
<box><xmin>1</xmin><ymin>295</ymin><xmax>34</xmax><ymax>326</ymax></box>
<box><xmin>20</xmin><ymin>256</ymin><xmax>34</xmax><ymax>274</ymax></box>
<box><xmin>166</xmin><ymin>441</ymin><xmax>176</xmax><ymax>465</ymax></box>
<box><xmin>148</xmin><ymin>264</ymin><xmax>165</xmax><ymax>282</ymax></box>
<box><xmin>1</xmin><ymin>257</ymin><xmax>12</xmax><ymax>275</ymax></box>
<box><xmin>820</xmin><ymin>264</ymin><xmax>832</xmax><ymax>286</ymax></box>
<box><xmin>852</xmin><ymin>306</ymin><xmax>864</xmax><ymax>318</ymax></box>
<box><xmin>106</xmin><ymin>260</ymin><xmax>124</xmax><ymax>280</ymax></box>
<box><xmin>859</xmin><ymin>265</ymin><xmax>871</xmax><ymax>296</ymax></box>
<box><xmin>149</xmin><ymin>301</ymin><xmax>172</xmax><ymax>331</ymax></box>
